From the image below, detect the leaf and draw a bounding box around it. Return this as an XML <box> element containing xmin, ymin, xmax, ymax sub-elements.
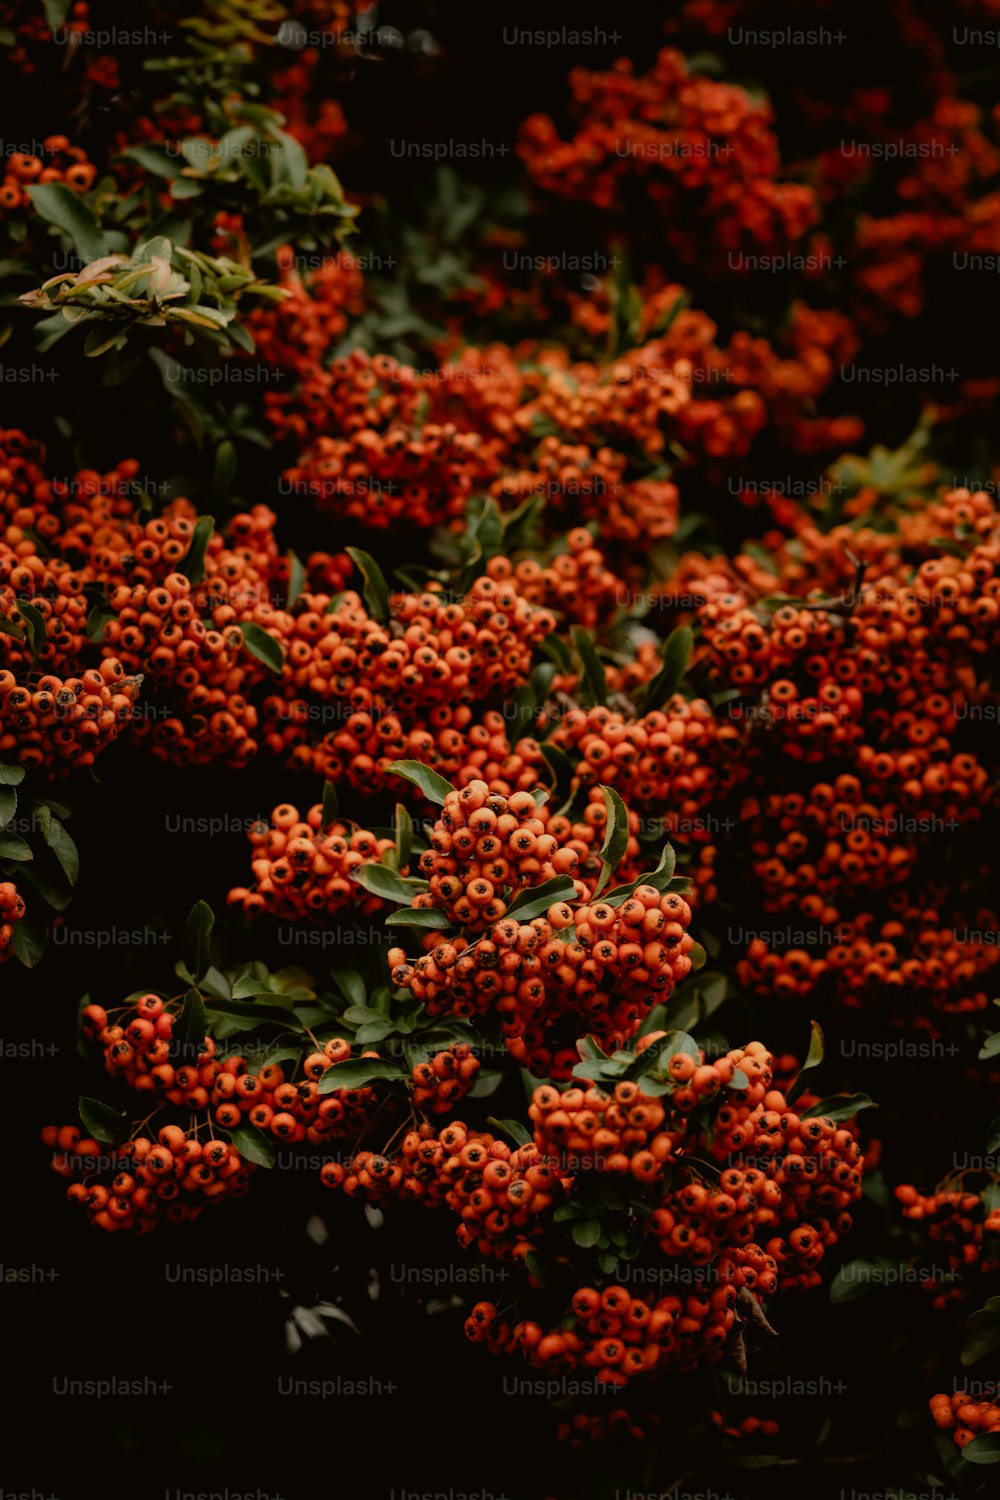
<box><xmin>0</xmin><ymin>616</ymin><xmax>25</xmax><ymax>645</ymax></box>
<box><xmin>0</xmin><ymin>833</ymin><xmax>32</xmax><ymax>860</ymax></box>
<box><xmin>639</xmin><ymin>626</ymin><xmax>693</xmax><ymax>712</ymax></box>
<box><xmin>385</xmin><ymin>760</ymin><xmax>455</xmax><ymax>806</ymax></box>
<box><xmin>203</xmin><ymin>998</ymin><xmax>304</xmax><ymax>1030</ymax></box>
<box><xmin>0</xmin><ymin>764</ymin><xmax>25</xmax><ymax>787</ymax></box>
<box><xmin>963</xmin><ymin>1434</ymin><xmax>1000</xmax><ymax>1464</ymax></box>
<box><xmin>352</xmin><ymin>863</ymin><xmax>427</xmax><ymax>905</ymax></box>
<box><xmin>593</xmin><ymin>785</ymin><xmax>630</xmax><ymax>899</ymax></box>
<box><xmin>286</xmin><ymin>551</ymin><xmax>305</xmax><ymax>609</ymax></box>
<box><xmin>394</xmin><ymin>803</ymin><xmax>413</xmax><ymax>871</ymax></box>
<box><xmin>121</xmin><ymin>145</ymin><xmax>182</xmax><ymax>179</ymax></box>
<box><xmin>240</xmin><ymin>622</ymin><xmax>285</xmax><ymax>674</ymax></box>
<box><xmin>539</xmin><ymin>742</ymin><xmax>575</xmax><ymax>801</ymax></box>
<box><xmin>42</xmin><ymin>0</ymin><xmax>72</xmax><ymax>30</ymax></box>
<box><xmin>962</xmin><ymin>1302</ymin><xmax>1000</xmax><ymax>1366</ymax></box>
<box><xmin>321</xmin><ymin>781</ymin><xmax>339</xmax><ymax>827</ymax></box>
<box><xmin>505</xmin><ymin>875</ymin><xmax>579</xmax><ymax>923</ymax></box>
<box><xmin>486</xmin><ymin>1117</ymin><xmax>532</xmax><ymax>1146</ymax></box>
<box><xmin>573</xmin><ymin>627</ymin><xmax>607</xmax><ymax>706</ymax></box>
<box><xmin>317</xmin><ymin>1058</ymin><xmax>407</xmax><ymax>1093</ymax></box>
<box><xmin>44</xmin><ymin>815</ymin><xmax>79</xmax><ymax>885</ymax></box>
<box><xmin>829</xmin><ymin>1257</ymin><xmax>900</xmax><ymax>1304</ymax></box>
<box><xmin>183</xmin><ymin>900</ymin><xmax>214</xmax><ymax>983</ymax></box>
<box><xmin>572</xmin><ymin>1219</ymin><xmax>601</xmax><ymax>1248</ymax></box>
<box><xmin>231</xmin><ymin>976</ymin><xmax>279</xmax><ymax>1000</ymax></box>
<box><xmin>27</xmin><ymin>184</ymin><xmax>110</xmax><ymax>263</ymax></box>
<box><xmin>603</xmin><ymin>842</ymin><xmax>677</xmax><ymax>907</ymax></box>
<box><xmin>213</xmin><ymin>439</ymin><xmax>237</xmax><ymax>491</ymax></box>
<box><xmin>346</xmin><ymin>547</ymin><xmax>391</xmax><ymax>624</ymax></box>
<box><xmin>179</xmin><ymin>515</ymin><xmax>214</xmax><ymax>584</ymax></box>
<box><xmin>979</xmin><ymin>1032</ymin><xmax>1000</xmax><ymax>1061</ymax></box>
<box><xmin>988</xmin><ymin>1118</ymin><xmax>1000</xmax><ymax>1154</ymax></box>
<box><xmin>224</xmin><ymin>1121</ymin><xmax>277</xmax><ymax>1169</ymax></box>
<box><xmin>385</xmin><ymin>907</ymin><xmax>453</xmax><ymax>930</ymax></box>
<box><xmin>177</xmin><ymin>988</ymin><xmax>207</xmax><ymax>1055</ymax></box>
<box><xmin>78</xmin><ymin>1097</ymin><xmax>129</xmax><ymax>1146</ymax></box>
<box><xmin>629</xmin><ymin>1029</ymin><xmax>699</xmax><ymax>1080</ymax></box>
<box><xmin>17</xmin><ymin>602</ymin><xmax>47</xmax><ymax>666</ymax></box>
<box><xmin>577</xmin><ymin>1035</ymin><xmax>610</xmax><ymax>1061</ymax></box>
<box><xmin>330</xmin><ymin>970</ymin><xmax>367</xmax><ymax>1009</ymax></box>
<box><xmin>0</xmin><ymin>788</ymin><xmax>16</xmax><ymax>827</ymax></box>
<box><xmin>801</xmin><ymin>1092</ymin><xmax>878</xmax><ymax>1124</ymax></box>
<box><xmin>11</xmin><ymin>919</ymin><xmax>46</xmax><ymax>966</ymax></box>
<box><xmin>786</xmin><ymin>1020</ymin><xmax>825</xmax><ymax>1106</ymax></box>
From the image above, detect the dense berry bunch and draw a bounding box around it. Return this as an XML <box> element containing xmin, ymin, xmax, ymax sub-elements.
<box><xmin>43</xmin><ymin>1123</ymin><xmax>253</xmax><ymax>1232</ymax></box>
<box><xmin>227</xmin><ymin>803</ymin><xmax>397</xmax><ymax>922</ymax></box>
<box><xmin>930</xmin><ymin>1390</ymin><xmax>1000</xmax><ymax>1450</ymax></box>
<box><xmin>0</xmin><ymin>880</ymin><xmax>25</xmax><ymax>962</ymax></box>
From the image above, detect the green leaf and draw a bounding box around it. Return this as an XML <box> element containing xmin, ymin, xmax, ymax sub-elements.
<box><xmin>385</xmin><ymin>760</ymin><xmax>456</xmax><ymax>806</ymax></box>
<box><xmin>11</xmin><ymin>919</ymin><xmax>46</xmax><ymax>966</ymax></box>
<box><xmin>179</xmin><ymin>515</ymin><xmax>214</xmax><ymax>584</ymax></box>
<box><xmin>231</xmin><ymin>976</ymin><xmax>278</xmax><ymax>1000</ymax></box>
<box><xmin>394</xmin><ymin>803</ymin><xmax>413</xmax><ymax>871</ymax></box>
<box><xmin>577</xmin><ymin>1035</ymin><xmax>610</xmax><ymax>1061</ymax></box>
<box><xmin>18</xmin><ymin>602</ymin><xmax>47</xmax><ymax>666</ymax></box>
<box><xmin>593</xmin><ymin>785</ymin><xmax>629</xmax><ymax>899</ymax></box>
<box><xmin>317</xmin><ymin>1058</ymin><xmax>407</xmax><ymax>1093</ymax></box>
<box><xmin>44</xmin><ymin>815</ymin><xmax>79</xmax><ymax>885</ymax></box>
<box><xmin>988</xmin><ymin>1118</ymin><xmax>1000</xmax><ymax>1154</ymax></box>
<box><xmin>213</xmin><ymin>439</ymin><xmax>238</xmax><ymax>491</ymax></box>
<box><xmin>385</xmin><ymin>907</ymin><xmax>453</xmax><ymax>930</ymax></box>
<box><xmin>224</xmin><ymin>1121</ymin><xmax>277</xmax><ymax>1169</ymax></box>
<box><xmin>539</xmin><ymin>742</ymin><xmax>575</xmax><ymax>801</ymax></box>
<box><xmin>638</xmin><ymin>626</ymin><xmax>693</xmax><ymax>712</ymax></box>
<box><xmin>801</xmin><ymin>1092</ymin><xmax>878</xmax><ymax>1124</ymax></box>
<box><xmin>505</xmin><ymin>875</ymin><xmax>579</xmax><ymax>923</ymax></box>
<box><xmin>182</xmin><ymin>901</ymin><xmax>214</xmax><ymax>984</ymax></box>
<box><xmin>78</xmin><ymin>1096</ymin><xmax>129</xmax><ymax>1146</ymax></box>
<box><xmin>979</xmin><ymin>1032</ymin><xmax>1000</xmax><ymax>1061</ymax></box>
<box><xmin>962</xmin><ymin>1301</ymin><xmax>1000</xmax><ymax>1366</ymax></box>
<box><xmin>572</xmin><ymin>1219</ymin><xmax>601</xmax><ymax>1248</ymax></box>
<box><xmin>486</xmin><ymin>1117</ymin><xmax>532</xmax><ymax>1146</ymax></box>
<box><xmin>786</xmin><ymin>1021</ymin><xmax>825</xmax><ymax>1106</ymax></box>
<box><xmin>203</xmin><ymin>998</ymin><xmax>304</xmax><ymax>1030</ymax></box>
<box><xmin>177</xmin><ymin>988</ymin><xmax>207</xmax><ymax>1054</ymax></box>
<box><xmin>352</xmin><ymin>863</ymin><xmax>427</xmax><ymax>905</ymax></box>
<box><xmin>346</xmin><ymin>547</ymin><xmax>391</xmax><ymax>624</ymax></box>
<box><xmin>603</xmin><ymin>842</ymin><xmax>677</xmax><ymax>907</ymax></box>
<box><xmin>286</xmin><ymin>551</ymin><xmax>306</xmax><ymax>609</ymax></box>
<box><xmin>0</xmin><ymin>616</ymin><xmax>25</xmax><ymax>645</ymax></box>
<box><xmin>42</xmin><ymin>0</ymin><xmax>72</xmax><ymax>30</ymax></box>
<box><xmin>331</xmin><ymin>971</ymin><xmax>367</xmax><ymax>1008</ymax></box>
<box><xmin>121</xmin><ymin>145</ymin><xmax>182</xmax><ymax>179</ymax></box>
<box><xmin>963</xmin><ymin>1434</ymin><xmax>1000</xmax><ymax>1464</ymax></box>
<box><xmin>629</xmin><ymin>1029</ymin><xmax>699</xmax><ymax>1080</ymax></box>
<box><xmin>0</xmin><ymin>833</ymin><xmax>32</xmax><ymax>860</ymax></box>
<box><xmin>829</xmin><ymin>1257</ymin><xmax>900</xmax><ymax>1304</ymax></box>
<box><xmin>573</xmin><ymin>627</ymin><xmax>607</xmax><ymax>706</ymax></box>
<box><xmin>27</xmin><ymin>184</ymin><xmax>110</xmax><ymax>263</ymax></box>
<box><xmin>240</xmin><ymin>622</ymin><xmax>284</xmax><ymax>674</ymax></box>
<box><xmin>0</xmin><ymin>764</ymin><xmax>25</xmax><ymax>787</ymax></box>
<box><xmin>0</xmin><ymin>788</ymin><xmax>16</xmax><ymax>828</ymax></box>
<box><xmin>321</xmin><ymin>781</ymin><xmax>339</xmax><ymax>828</ymax></box>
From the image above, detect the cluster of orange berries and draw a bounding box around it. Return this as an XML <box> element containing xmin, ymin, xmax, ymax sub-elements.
<box><xmin>42</xmin><ymin>1122</ymin><xmax>254</xmax><ymax>1233</ymax></box>
<box><xmin>0</xmin><ymin>879</ymin><xmax>25</xmax><ymax>962</ymax></box>
<box><xmin>930</xmin><ymin>1390</ymin><xmax>1000</xmax><ymax>1451</ymax></box>
<box><xmin>467</xmin><ymin>1274</ymin><xmax>747</xmax><ymax>1387</ymax></box>
<box><xmin>410</xmin><ymin>1044</ymin><xmax>480</xmax><ymax>1113</ymax></box>
<box><xmin>518</xmin><ymin>49</ymin><xmax>818</xmax><ymax>266</ymax></box>
<box><xmin>227</xmin><ymin>803</ymin><xmax>396</xmax><ymax>922</ymax></box>
<box><xmin>0</xmin><ymin>662</ymin><xmax>139</xmax><ymax>773</ymax></box>
<box><xmin>0</xmin><ymin>136</ymin><xmax>95</xmax><ymax>214</ymax></box>
<box><xmin>549</xmin><ymin>699</ymin><xmax>742</xmax><ymax>831</ymax></box>
<box><xmin>322</xmin><ymin>1121</ymin><xmax>566</xmax><ymax>1258</ymax></box>
<box><xmin>387</xmin><ymin>781</ymin><xmax>694</xmax><ymax>1074</ymax></box>
<box><xmin>895</xmin><ymin>1181</ymin><xmax>1000</xmax><ymax>1308</ymax></box>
